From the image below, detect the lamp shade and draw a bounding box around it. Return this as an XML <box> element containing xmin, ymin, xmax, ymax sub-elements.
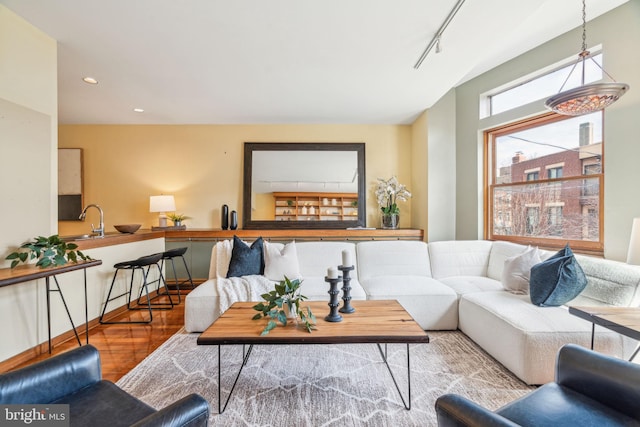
<box><xmin>627</xmin><ymin>218</ymin><xmax>640</xmax><ymax>265</ymax></box>
<box><xmin>150</xmin><ymin>195</ymin><xmax>176</xmax><ymax>213</ymax></box>
<box><xmin>545</xmin><ymin>82</ymin><xmax>629</xmax><ymax>116</ymax></box>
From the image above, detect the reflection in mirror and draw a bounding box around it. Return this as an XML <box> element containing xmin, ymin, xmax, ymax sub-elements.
<box><xmin>243</xmin><ymin>143</ymin><xmax>365</xmax><ymax>229</ymax></box>
<box><xmin>58</xmin><ymin>148</ymin><xmax>84</xmax><ymax>221</ymax></box>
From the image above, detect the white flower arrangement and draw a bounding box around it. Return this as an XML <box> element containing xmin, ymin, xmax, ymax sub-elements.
<box><xmin>375</xmin><ymin>176</ymin><xmax>411</xmax><ymax>215</ymax></box>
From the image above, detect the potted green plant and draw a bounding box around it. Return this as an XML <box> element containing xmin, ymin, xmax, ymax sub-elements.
<box><xmin>5</xmin><ymin>235</ymin><xmax>92</xmax><ymax>269</ymax></box>
<box><xmin>167</xmin><ymin>213</ymin><xmax>191</xmax><ymax>227</ymax></box>
<box><xmin>374</xmin><ymin>176</ymin><xmax>411</xmax><ymax>229</ymax></box>
<box><xmin>252</xmin><ymin>276</ymin><xmax>316</xmax><ymax>335</ymax></box>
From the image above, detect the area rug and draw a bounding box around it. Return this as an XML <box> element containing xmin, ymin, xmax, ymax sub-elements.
<box><xmin>116</xmin><ymin>329</ymin><xmax>534</xmax><ymax>426</ymax></box>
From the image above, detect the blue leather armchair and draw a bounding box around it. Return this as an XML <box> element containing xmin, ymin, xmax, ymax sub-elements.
<box><xmin>0</xmin><ymin>345</ymin><xmax>209</xmax><ymax>426</ymax></box>
<box><xmin>436</xmin><ymin>344</ymin><xmax>640</xmax><ymax>426</ymax></box>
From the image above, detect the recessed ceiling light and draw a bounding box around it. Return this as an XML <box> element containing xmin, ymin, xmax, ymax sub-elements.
<box><xmin>82</xmin><ymin>77</ymin><xmax>98</xmax><ymax>84</ymax></box>
<box><xmin>133</xmin><ymin>108</ymin><xmax>144</xmax><ymax>113</ymax></box>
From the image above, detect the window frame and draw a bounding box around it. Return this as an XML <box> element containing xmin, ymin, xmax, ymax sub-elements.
<box><xmin>484</xmin><ymin>112</ymin><xmax>604</xmax><ymax>254</ymax></box>
<box><xmin>547</xmin><ymin>167</ymin><xmax>563</xmax><ymax>179</ymax></box>
<box><xmin>486</xmin><ymin>52</ymin><xmax>603</xmax><ymax>117</ymax></box>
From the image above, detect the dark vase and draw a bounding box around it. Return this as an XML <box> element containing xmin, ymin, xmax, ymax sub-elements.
<box><xmin>230</xmin><ymin>210</ymin><xmax>238</xmax><ymax>230</ymax></box>
<box><xmin>381</xmin><ymin>213</ymin><xmax>399</xmax><ymax>229</ymax></box>
<box><xmin>221</xmin><ymin>204</ymin><xmax>229</xmax><ymax>230</ymax></box>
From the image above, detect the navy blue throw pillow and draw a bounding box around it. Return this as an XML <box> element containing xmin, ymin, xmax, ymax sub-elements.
<box><xmin>226</xmin><ymin>236</ymin><xmax>264</xmax><ymax>278</ymax></box>
<box><xmin>529</xmin><ymin>244</ymin><xmax>587</xmax><ymax>307</ymax></box>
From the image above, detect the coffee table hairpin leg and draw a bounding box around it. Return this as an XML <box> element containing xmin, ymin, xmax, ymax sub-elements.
<box><xmin>376</xmin><ymin>343</ymin><xmax>412</xmax><ymax>410</ymax></box>
<box><xmin>217</xmin><ymin>342</ymin><xmax>413</xmax><ymax>413</ymax></box>
<box><xmin>218</xmin><ymin>344</ymin><xmax>254</xmax><ymax>414</ymax></box>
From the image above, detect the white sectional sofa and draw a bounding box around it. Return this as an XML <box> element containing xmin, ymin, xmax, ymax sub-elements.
<box><xmin>185</xmin><ymin>238</ymin><xmax>640</xmax><ymax>385</ymax></box>
<box><xmin>184</xmin><ymin>241</ymin><xmax>366</xmax><ymax>333</ymax></box>
<box><xmin>356</xmin><ymin>241</ymin><xmax>458</xmax><ymax>330</ymax></box>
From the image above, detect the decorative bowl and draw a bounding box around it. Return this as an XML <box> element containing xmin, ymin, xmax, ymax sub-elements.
<box><xmin>114</xmin><ymin>224</ymin><xmax>141</xmax><ymax>234</ymax></box>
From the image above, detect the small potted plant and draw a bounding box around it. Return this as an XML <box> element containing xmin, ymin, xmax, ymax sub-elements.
<box><xmin>375</xmin><ymin>176</ymin><xmax>411</xmax><ymax>229</ymax></box>
<box><xmin>5</xmin><ymin>235</ymin><xmax>92</xmax><ymax>269</ymax></box>
<box><xmin>167</xmin><ymin>213</ymin><xmax>191</xmax><ymax>227</ymax></box>
<box><xmin>252</xmin><ymin>276</ymin><xmax>316</xmax><ymax>335</ymax></box>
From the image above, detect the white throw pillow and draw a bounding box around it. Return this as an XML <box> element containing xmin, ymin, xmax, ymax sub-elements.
<box><xmin>215</xmin><ymin>239</ymin><xmax>234</xmax><ymax>279</ymax></box>
<box><xmin>263</xmin><ymin>241</ymin><xmax>302</xmax><ymax>281</ymax></box>
<box><xmin>501</xmin><ymin>246</ymin><xmax>541</xmax><ymax>294</ymax></box>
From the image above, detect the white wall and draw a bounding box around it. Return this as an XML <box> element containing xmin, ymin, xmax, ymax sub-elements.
<box><xmin>427</xmin><ymin>89</ymin><xmax>457</xmax><ymax>242</ymax></box>
<box><xmin>0</xmin><ymin>5</ymin><xmax>58</xmax><ymax>259</ymax></box>
<box><xmin>0</xmin><ymin>5</ymin><xmax>58</xmax><ymax>362</ymax></box>
<box><xmin>446</xmin><ymin>1</ymin><xmax>640</xmax><ymax>260</ymax></box>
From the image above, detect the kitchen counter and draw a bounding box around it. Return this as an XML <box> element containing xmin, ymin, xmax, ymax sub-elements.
<box><xmin>1</xmin><ymin>231</ymin><xmax>166</xmax><ymax>369</ymax></box>
<box><xmin>62</xmin><ymin>229</ymin><xmax>165</xmax><ymax>250</ymax></box>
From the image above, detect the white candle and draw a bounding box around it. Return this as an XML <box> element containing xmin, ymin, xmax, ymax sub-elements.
<box><xmin>342</xmin><ymin>249</ymin><xmax>352</xmax><ymax>267</ymax></box>
<box><xmin>327</xmin><ymin>267</ymin><xmax>338</xmax><ymax>279</ymax></box>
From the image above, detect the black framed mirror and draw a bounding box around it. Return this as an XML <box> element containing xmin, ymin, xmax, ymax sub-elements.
<box><xmin>243</xmin><ymin>142</ymin><xmax>366</xmax><ymax>229</ymax></box>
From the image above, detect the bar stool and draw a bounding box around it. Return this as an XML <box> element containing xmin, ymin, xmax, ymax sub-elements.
<box><xmin>159</xmin><ymin>247</ymin><xmax>194</xmax><ymax>303</ymax></box>
<box><xmin>99</xmin><ymin>253</ymin><xmax>173</xmax><ymax>324</ymax></box>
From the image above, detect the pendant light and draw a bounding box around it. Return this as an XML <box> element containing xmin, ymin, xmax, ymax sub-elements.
<box><xmin>545</xmin><ymin>0</ymin><xmax>629</xmax><ymax>116</ymax></box>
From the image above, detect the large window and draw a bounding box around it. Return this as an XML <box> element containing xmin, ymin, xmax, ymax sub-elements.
<box><xmin>489</xmin><ymin>53</ymin><xmax>603</xmax><ymax>116</ymax></box>
<box><xmin>485</xmin><ymin>111</ymin><xmax>603</xmax><ymax>252</ymax></box>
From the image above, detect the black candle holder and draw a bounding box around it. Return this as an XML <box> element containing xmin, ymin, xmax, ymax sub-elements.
<box><xmin>338</xmin><ymin>265</ymin><xmax>355</xmax><ymax>314</ymax></box>
<box><xmin>324</xmin><ymin>275</ymin><xmax>343</xmax><ymax>322</ymax></box>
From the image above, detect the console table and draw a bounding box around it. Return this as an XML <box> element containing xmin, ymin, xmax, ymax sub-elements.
<box><xmin>164</xmin><ymin>228</ymin><xmax>424</xmax><ymax>282</ymax></box>
<box><xmin>164</xmin><ymin>228</ymin><xmax>424</xmax><ymax>241</ymax></box>
<box><xmin>0</xmin><ymin>259</ymin><xmax>103</xmax><ymax>353</ymax></box>
<box><xmin>568</xmin><ymin>306</ymin><xmax>640</xmax><ymax>361</ymax></box>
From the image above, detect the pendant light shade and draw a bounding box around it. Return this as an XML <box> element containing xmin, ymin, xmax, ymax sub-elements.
<box><xmin>545</xmin><ymin>0</ymin><xmax>629</xmax><ymax>116</ymax></box>
<box><xmin>545</xmin><ymin>82</ymin><xmax>629</xmax><ymax>116</ymax></box>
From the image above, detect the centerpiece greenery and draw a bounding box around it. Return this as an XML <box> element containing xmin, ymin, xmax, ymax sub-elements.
<box><xmin>252</xmin><ymin>276</ymin><xmax>317</xmax><ymax>335</ymax></box>
<box><xmin>5</xmin><ymin>235</ymin><xmax>93</xmax><ymax>269</ymax></box>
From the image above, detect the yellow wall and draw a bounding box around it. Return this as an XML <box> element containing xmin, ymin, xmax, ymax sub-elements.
<box><xmin>58</xmin><ymin>124</ymin><xmax>414</xmax><ymax>235</ymax></box>
<box><xmin>253</xmin><ymin>192</ymin><xmax>276</xmax><ymax>220</ymax></box>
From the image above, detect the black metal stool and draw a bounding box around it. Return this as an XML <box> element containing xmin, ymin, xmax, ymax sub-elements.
<box><xmin>159</xmin><ymin>247</ymin><xmax>194</xmax><ymax>303</ymax></box>
<box><xmin>99</xmin><ymin>253</ymin><xmax>173</xmax><ymax>324</ymax></box>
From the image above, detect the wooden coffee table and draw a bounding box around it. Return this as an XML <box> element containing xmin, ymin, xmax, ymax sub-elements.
<box><xmin>568</xmin><ymin>306</ymin><xmax>640</xmax><ymax>360</ymax></box>
<box><xmin>198</xmin><ymin>300</ymin><xmax>429</xmax><ymax>413</ymax></box>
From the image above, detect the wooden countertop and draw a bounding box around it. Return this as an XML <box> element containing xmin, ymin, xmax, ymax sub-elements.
<box><xmin>60</xmin><ymin>228</ymin><xmax>423</xmax><ymax>249</ymax></box>
<box><xmin>62</xmin><ymin>230</ymin><xmax>165</xmax><ymax>250</ymax></box>
<box><xmin>0</xmin><ymin>259</ymin><xmax>103</xmax><ymax>288</ymax></box>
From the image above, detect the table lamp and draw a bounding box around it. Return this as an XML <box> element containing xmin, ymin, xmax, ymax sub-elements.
<box><xmin>150</xmin><ymin>195</ymin><xmax>176</xmax><ymax>227</ymax></box>
<box><xmin>627</xmin><ymin>218</ymin><xmax>640</xmax><ymax>265</ymax></box>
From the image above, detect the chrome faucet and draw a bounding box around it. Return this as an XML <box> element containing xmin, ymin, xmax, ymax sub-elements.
<box><xmin>79</xmin><ymin>204</ymin><xmax>105</xmax><ymax>237</ymax></box>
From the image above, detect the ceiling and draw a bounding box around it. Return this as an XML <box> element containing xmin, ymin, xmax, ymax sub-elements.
<box><xmin>1</xmin><ymin>0</ymin><xmax>629</xmax><ymax>125</ymax></box>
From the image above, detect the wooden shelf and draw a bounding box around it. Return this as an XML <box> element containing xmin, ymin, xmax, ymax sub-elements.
<box><xmin>274</xmin><ymin>192</ymin><xmax>358</xmax><ymax>222</ymax></box>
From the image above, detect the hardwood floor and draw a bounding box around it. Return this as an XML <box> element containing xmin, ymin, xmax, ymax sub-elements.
<box><xmin>7</xmin><ymin>293</ymin><xmax>187</xmax><ymax>382</ymax></box>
